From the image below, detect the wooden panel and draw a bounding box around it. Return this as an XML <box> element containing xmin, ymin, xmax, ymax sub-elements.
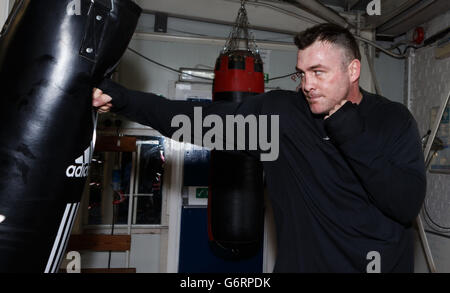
<box><xmin>95</xmin><ymin>136</ymin><xmax>137</xmax><ymax>152</ymax></box>
<box><xmin>66</xmin><ymin>234</ymin><xmax>131</xmax><ymax>251</ymax></box>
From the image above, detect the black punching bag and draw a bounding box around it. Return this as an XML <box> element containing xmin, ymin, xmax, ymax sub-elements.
<box><xmin>0</xmin><ymin>0</ymin><xmax>141</xmax><ymax>272</ymax></box>
<box><xmin>208</xmin><ymin>50</ymin><xmax>265</xmax><ymax>260</ymax></box>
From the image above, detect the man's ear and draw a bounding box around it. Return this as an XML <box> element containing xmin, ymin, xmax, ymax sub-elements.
<box><xmin>348</xmin><ymin>59</ymin><xmax>361</xmax><ymax>83</ymax></box>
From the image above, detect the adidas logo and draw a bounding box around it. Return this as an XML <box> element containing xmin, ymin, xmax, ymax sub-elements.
<box><xmin>66</xmin><ymin>144</ymin><xmax>93</xmax><ymax>178</ymax></box>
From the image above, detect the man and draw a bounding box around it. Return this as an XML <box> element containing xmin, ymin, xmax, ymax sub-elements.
<box><xmin>93</xmin><ymin>23</ymin><xmax>426</xmax><ymax>272</ymax></box>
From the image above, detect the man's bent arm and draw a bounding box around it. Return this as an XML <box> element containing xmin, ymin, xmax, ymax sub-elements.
<box><xmin>324</xmin><ymin>102</ymin><xmax>426</xmax><ymax>225</ymax></box>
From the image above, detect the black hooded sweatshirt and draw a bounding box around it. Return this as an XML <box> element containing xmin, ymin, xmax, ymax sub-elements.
<box><xmin>98</xmin><ymin>79</ymin><xmax>426</xmax><ymax>273</ymax></box>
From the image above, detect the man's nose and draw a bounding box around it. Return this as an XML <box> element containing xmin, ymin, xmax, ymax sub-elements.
<box><xmin>302</xmin><ymin>74</ymin><xmax>315</xmax><ymax>93</ymax></box>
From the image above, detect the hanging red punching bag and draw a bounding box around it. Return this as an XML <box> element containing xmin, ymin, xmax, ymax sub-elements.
<box><xmin>208</xmin><ymin>3</ymin><xmax>266</xmax><ymax>260</ymax></box>
<box><xmin>0</xmin><ymin>0</ymin><xmax>141</xmax><ymax>272</ymax></box>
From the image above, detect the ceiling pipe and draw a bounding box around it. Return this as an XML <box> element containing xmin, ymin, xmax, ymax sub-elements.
<box><xmin>141</xmin><ymin>8</ymin><xmax>300</xmax><ymax>36</ymax></box>
<box><xmin>289</xmin><ymin>0</ymin><xmax>353</xmax><ymax>28</ymax></box>
<box><xmin>376</xmin><ymin>0</ymin><xmax>436</xmax><ymax>33</ymax></box>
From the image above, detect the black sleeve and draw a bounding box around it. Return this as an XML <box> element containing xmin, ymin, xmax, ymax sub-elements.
<box><xmin>324</xmin><ymin>102</ymin><xmax>426</xmax><ymax>225</ymax></box>
<box><xmin>97</xmin><ymin>78</ymin><xmax>269</xmax><ymax>158</ymax></box>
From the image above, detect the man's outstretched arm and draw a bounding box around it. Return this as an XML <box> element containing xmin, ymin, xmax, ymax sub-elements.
<box><xmin>93</xmin><ymin>78</ymin><xmax>271</xmax><ymax>158</ymax></box>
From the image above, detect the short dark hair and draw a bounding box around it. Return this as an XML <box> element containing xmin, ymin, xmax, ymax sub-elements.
<box><xmin>294</xmin><ymin>23</ymin><xmax>361</xmax><ymax>66</ymax></box>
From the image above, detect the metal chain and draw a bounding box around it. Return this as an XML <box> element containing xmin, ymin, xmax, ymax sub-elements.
<box><xmin>223</xmin><ymin>0</ymin><xmax>259</xmax><ymax>54</ymax></box>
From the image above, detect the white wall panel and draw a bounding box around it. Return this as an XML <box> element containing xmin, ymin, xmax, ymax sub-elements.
<box><xmin>408</xmin><ymin>10</ymin><xmax>450</xmax><ymax>273</ymax></box>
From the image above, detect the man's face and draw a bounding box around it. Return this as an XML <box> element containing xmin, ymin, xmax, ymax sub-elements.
<box><xmin>296</xmin><ymin>41</ymin><xmax>351</xmax><ymax>115</ymax></box>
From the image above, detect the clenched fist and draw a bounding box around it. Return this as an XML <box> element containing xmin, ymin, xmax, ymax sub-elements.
<box><xmin>92</xmin><ymin>88</ymin><xmax>113</xmax><ymax>113</ymax></box>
